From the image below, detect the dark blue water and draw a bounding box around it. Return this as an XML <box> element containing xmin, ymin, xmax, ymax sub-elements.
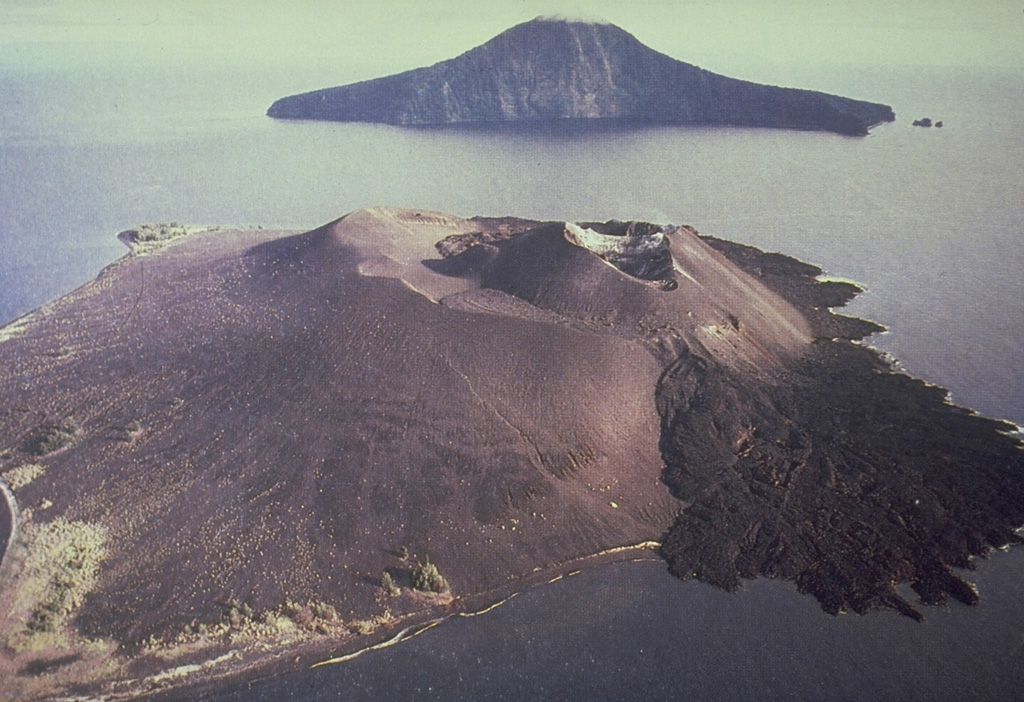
<box><xmin>2</xmin><ymin>61</ymin><xmax>1023</xmax><ymax>700</ymax></box>
<box><xmin>203</xmin><ymin>555</ymin><xmax>1024</xmax><ymax>702</ymax></box>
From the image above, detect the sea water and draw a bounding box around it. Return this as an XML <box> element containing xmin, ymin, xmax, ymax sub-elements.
<box><xmin>1</xmin><ymin>61</ymin><xmax>1023</xmax><ymax>700</ymax></box>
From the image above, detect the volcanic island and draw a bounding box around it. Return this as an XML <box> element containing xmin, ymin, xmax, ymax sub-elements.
<box><xmin>268</xmin><ymin>17</ymin><xmax>895</xmax><ymax>136</ymax></box>
<box><xmin>1</xmin><ymin>208</ymin><xmax>1023</xmax><ymax>700</ymax></box>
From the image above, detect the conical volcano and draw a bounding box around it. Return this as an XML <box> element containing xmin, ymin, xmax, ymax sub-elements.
<box><xmin>268</xmin><ymin>18</ymin><xmax>895</xmax><ymax>136</ymax></box>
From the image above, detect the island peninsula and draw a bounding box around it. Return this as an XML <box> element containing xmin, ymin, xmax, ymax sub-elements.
<box><xmin>268</xmin><ymin>18</ymin><xmax>896</xmax><ymax>136</ymax></box>
<box><xmin>0</xmin><ymin>208</ymin><xmax>1021</xmax><ymax>699</ymax></box>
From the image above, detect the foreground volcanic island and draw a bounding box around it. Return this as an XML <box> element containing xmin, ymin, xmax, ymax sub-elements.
<box><xmin>1</xmin><ymin>208</ymin><xmax>1022</xmax><ymax>699</ymax></box>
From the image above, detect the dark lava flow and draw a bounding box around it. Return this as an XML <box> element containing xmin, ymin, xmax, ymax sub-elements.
<box><xmin>657</xmin><ymin>238</ymin><xmax>1024</xmax><ymax>619</ymax></box>
<box><xmin>441</xmin><ymin>220</ymin><xmax>1024</xmax><ymax>619</ymax></box>
<box><xmin>440</xmin><ymin>220</ymin><xmax>1024</xmax><ymax>619</ymax></box>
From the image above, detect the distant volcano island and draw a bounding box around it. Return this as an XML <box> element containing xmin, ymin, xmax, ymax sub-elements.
<box><xmin>1</xmin><ymin>208</ymin><xmax>1021</xmax><ymax>699</ymax></box>
<box><xmin>268</xmin><ymin>18</ymin><xmax>895</xmax><ymax>136</ymax></box>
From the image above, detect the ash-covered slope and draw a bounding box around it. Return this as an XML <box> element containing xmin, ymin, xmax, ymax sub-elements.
<box><xmin>1</xmin><ymin>208</ymin><xmax>1022</xmax><ymax>698</ymax></box>
<box><xmin>0</xmin><ymin>208</ymin><xmax>810</xmax><ymax>688</ymax></box>
<box><xmin>268</xmin><ymin>18</ymin><xmax>895</xmax><ymax>136</ymax></box>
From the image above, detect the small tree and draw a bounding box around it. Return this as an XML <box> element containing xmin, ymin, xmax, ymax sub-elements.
<box><xmin>381</xmin><ymin>571</ymin><xmax>400</xmax><ymax>596</ymax></box>
<box><xmin>411</xmin><ymin>558</ymin><xmax>448</xmax><ymax>594</ymax></box>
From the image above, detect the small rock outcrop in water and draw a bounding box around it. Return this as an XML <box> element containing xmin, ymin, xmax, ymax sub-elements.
<box><xmin>913</xmin><ymin>117</ymin><xmax>934</xmax><ymax>127</ymax></box>
<box><xmin>267</xmin><ymin>18</ymin><xmax>895</xmax><ymax>136</ymax></box>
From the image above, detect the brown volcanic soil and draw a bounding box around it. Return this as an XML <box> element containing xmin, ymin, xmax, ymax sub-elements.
<box><xmin>0</xmin><ymin>208</ymin><xmax>1022</xmax><ymax>699</ymax></box>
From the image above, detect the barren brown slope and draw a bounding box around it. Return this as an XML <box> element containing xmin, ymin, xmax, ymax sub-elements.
<box><xmin>0</xmin><ymin>207</ymin><xmax>814</xmax><ymax>696</ymax></box>
<box><xmin>0</xmin><ymin>213</ymin><xmax>668</xmax><ymax>637</ymax></box>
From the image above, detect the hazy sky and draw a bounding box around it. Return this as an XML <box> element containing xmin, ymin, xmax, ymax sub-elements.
<box><xmin>2</xmin><ymin>0</ymin><xmax>1022</xmax><ymax>78</ymax></box>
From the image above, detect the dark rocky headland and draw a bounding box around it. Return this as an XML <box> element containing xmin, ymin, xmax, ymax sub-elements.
<box><xmin>0</xmin><ymin>208</ymin><xmax>1021</xmax><ymax>699</ymax></box>
<box><xmin>267</xmin><ymin>18</ymin><xmax>895</xmax><ymax>136</ymax></box>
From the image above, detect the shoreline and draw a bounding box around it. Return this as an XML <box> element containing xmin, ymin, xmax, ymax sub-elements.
<box><xmin>131</xmin><ymin>542</ymin><xmax>664</xmax><ymax>701</ymax></box>
<box><xmin>312</xmin><ymin>540</ymin><xmax>662</xmax><ymax>669</ymax></box>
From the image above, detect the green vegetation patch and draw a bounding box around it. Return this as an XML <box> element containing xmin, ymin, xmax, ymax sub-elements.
<box><xmin>25</xmin><ymin>419</ymin><xmax>79</xmax><ymax>456</ymax></box>
<box><xmin>381</xmin><ymin>571</ymin><xmax>401</xmax><ymax>596</ymax></box>
<box><xmin>120</xmin><ymin>223</ymin><xmax>218</xmax><ymax>252</ymax></box>
<box><xmin>2</xmin><ymin>517</ymin><xmax>108</xmax><ymax>651</ymax></box>
<box><xmin>124</xmin><ymin>222</ymin><xmax>193</xmax><ymax>244</ymax></box>
<box><xmin>169</xmin><ymin>598</ymin><xmax>342</xmax><ymax>647</ymax></box>
<box><xmin>411</xmin><ymin>559</ymin><xmax>449</xmax><ymax>594</ymax></box>
<box><xmin>2</xmin><ymin>463</ymin><xmax>46</xmax><ymax>490</ymax></box>
<box><xmin>263</xmin><ymin>600</ymin><xmax>339</xmax><ymax>636</ymax></box>
<box><xmin>348</xmin><ymin>619</ymin><xmax>374</xmax><ymax>636</ymax></box>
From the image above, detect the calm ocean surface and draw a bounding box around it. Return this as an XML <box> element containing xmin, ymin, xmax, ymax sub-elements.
<box><xmin>2</xmin><ymin>61</ymin><xmax>1023</xmax><ymax>700</ymax></box>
